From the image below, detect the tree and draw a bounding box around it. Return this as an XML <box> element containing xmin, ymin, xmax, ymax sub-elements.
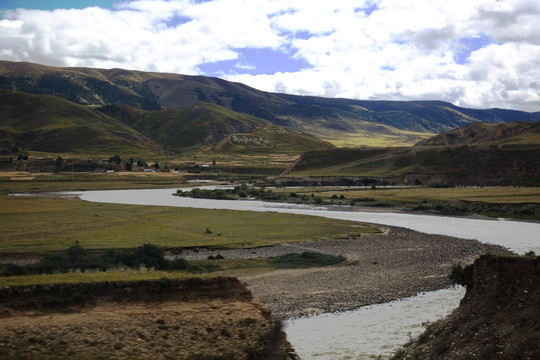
<box><xmin>131</xmin><ymin>244</ymin><xmax>167</xmax><ymax>270</ymax></box>
<box><xmin>108</xmin><ymin>155</ymin><xmax>122</xmax><ymax>164</ymax></box>
<box><xmin>56</xmin><ymin>156</ymin><xmax>63</xmax><ymax>167</ymax></box>
<box><xmin>154</xmin><ymin>161</ymin><xmax>160</xmax><ymax>169</ymax></box>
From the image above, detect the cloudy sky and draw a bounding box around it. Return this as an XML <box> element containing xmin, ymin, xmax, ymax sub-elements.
<box><xmin>1</xmin><ymin>0</ymin><xmax>540</xmax><ymax>112</ymax></box>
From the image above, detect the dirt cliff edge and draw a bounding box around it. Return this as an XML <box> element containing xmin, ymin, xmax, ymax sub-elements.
<box><xmin>395</xmin><ymin>254</ymin><xmax>540</xmax><ymax>360</ymax></box>
<box><xmin>0</xmin><ymin>277</ymin><xmax>299</xmax><ymax>360</ymax></box>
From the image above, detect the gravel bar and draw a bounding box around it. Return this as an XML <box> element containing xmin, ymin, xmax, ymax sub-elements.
<box><xmin>171</xmin><ymin>225</ymin><xmax>511</xmax><ymax>319</ymax></box>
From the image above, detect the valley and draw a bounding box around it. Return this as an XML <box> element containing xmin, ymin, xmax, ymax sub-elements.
<box><xmin>0</xmin><ymin>59</ymin><xmax>539</xmax><ymax>359</ymax></box>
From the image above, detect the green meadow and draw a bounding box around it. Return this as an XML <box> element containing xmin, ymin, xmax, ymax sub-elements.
<box><xmin>0</xmin><ymin>194</ymin><xmax>377</xmax><ymax>254</ymax></box>
<box><xmin>2</xmin><ymin>171</ymin><xmax>538</xmax><ymax>287</ymax></box>
<box><xmin>275</xmin><ymin>186</ymin><xmax>540</xmax><ymax>204</ymax></box>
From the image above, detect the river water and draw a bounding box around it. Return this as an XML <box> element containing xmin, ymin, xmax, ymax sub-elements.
<box><xmin>78</xmin><ymin>188</ymin><xmax>540</xmax><ymax>254</ymax></box>
<box><xmin>285</xmin><ymin>286</ymin><xmax>466</xmax><ymax>359</ymax></box>
<box><xmin>74</xmin><ymin>188</ymin><xmax>539</xmax><ymax>359</ymax></box>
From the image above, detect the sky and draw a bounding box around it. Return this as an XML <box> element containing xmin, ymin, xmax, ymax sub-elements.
<box><xmin>1</xmin><ymin>0</ymin><xmax>540</xmax><ymax>112</ymax></box>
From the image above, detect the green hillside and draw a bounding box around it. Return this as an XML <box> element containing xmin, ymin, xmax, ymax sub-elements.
<box><xmin>216</xmin><ymin>124</ymin><xmax>335</xmax><ymax>154</ymax></box>
<box><xmin>0</xmin><ymin>61</ymin><xmax>160</xmax><ymax>109</ymax></box>
<box><xmin>287</xmin><ymin>120</ymin><xmax>540</xmax><ymax>187</ymax></box>
<box><xmin>0</xmin><ymin>90</ymin><xmax>163</xmax><ymax>157</ymax></box>
<box><xmin>288</xmin><ymin>145</ymin><xmax>540</xmax><ymax>186</ymax></box>
<box><xmin>98</xmin><ymin>102</ymin><xmax>333</xmax><ymax>154</ymax></box>
<box><xmin>416</xmin><ymin>121</ymin><xmax>540</xmax><ymax>146</ymax></box>
<box><xmin>2</xmin><ymin>61</ymin><xmax>539</xmax><ymax>147</ymax></box>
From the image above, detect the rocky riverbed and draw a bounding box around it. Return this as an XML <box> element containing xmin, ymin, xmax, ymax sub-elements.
<box><xmin>173</xmin><ymin>225</ymin><xmax>512</xmax><ymax>319</ymax></box>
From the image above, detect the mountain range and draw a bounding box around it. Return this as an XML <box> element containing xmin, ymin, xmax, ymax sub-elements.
<box><xmin>2</xmin><ymin>60</ymin><xmax>540</xmax><ymax>155</ymax></box>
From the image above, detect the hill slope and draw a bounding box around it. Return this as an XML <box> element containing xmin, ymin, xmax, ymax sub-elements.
<box><xmin>417</xmin><ymin>121</ymin><xmax>540</xmax><ymax>146</ymax></box>
<box><xmin>286</xmin><ymin>143</ymin><xmax>540</xmax><ymax>186</ymax></box>
<box><xmin>3</xmin><ymin>60</ymin><xmax>540</xmax><ymax>146</ymax></box>
<box><xmin>0</xmin><ymin>90</ymin><xmax>162</xmax><ymax>157</ymax></box>
<box><xmin>98</xmin><ymin>102</ymin><xmax>334</xmax><ymax>153</ymax></box>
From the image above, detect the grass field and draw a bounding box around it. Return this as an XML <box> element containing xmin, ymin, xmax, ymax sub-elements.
<box><xmin>0</xmin><ymin>171</ymin><xmax>188</xmax><ymax>194</ymax></box>
<box><xmin>320</xmin><ymin>129</ymin><xmax>434</xmax><ymax>148</ymax></box>
<box><xmin>0</xmin><ymin>268</ymin><xmax>205</xmax><ymax>287</ymax></box>
<box><xmin>276</xmin><ymin>186</ymin><xmax>540</xmax><ymax>204</ymax></box>
<box><xmin>1</xmin><ymin>172</ymin><xmax>538</xmax><ymax>287</ymax></box>
<box><xmin>0</xmin><ymin>194</ymin><xmax>377</xmax><ymax>254</ymax></box>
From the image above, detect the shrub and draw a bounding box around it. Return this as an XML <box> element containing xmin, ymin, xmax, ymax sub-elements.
<box><xmin>186</xmin><ymin>262</ymin><xmax>223</xmax><ymax>273</ymax></box>
<box><xmin>31</xmin><ymin>244</ymin><xmax>100</xmax><ymax>273</ymax></box>
<box><xmin>449</xmin><ymin>263</ymin><xmax>466</xmax><ymax>285</ymax></box>
<box><xmin>170</xmin><ymin>258</ymin><xmax>189</xmax><ymax>270</ymax></box>
<box><xmin>0</xmin><ymin>243</ymin><xmax>206</xmax><ymax>276</ymax></box>
<box><xmin>100</xmin><ymin>248</ymin><xmax>130</xmax><ymax>268</ymax></box>
<box><xmin>390</xmin><ymin>348</ymin><xmax>407</xmax><ymax>360</ymax></box>
<box><xmin>130</xmin><ymin>243</ymin><xmax>168</xmax><ymax>270</ymax></box>
<box><xmin>0</xmin><ymin>263</ymin><xmax>28</xmax><ymax>276</ymax></box>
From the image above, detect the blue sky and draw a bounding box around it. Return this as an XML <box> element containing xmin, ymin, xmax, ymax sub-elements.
<box><xmin>0</xmin><ymin>0</ymin><xmax>116</xmax><ymax>10</ymax></box>
<box><xmin>1</xmin><ymin>0</ymin><xmax>540</xmax><ymax>112</ymax></box>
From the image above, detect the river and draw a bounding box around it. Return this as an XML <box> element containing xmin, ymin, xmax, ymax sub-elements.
<box><xmin>78</xmin><ymin>187</ymin><xmax>540</xmax><ymax>255</ymax></box>
<box><xmin>285</xmin><ymin>286</ymin><xmax>466</xmax><ymax>359</ymax></box>
<box><xmin>74</xmin><ymin>188</ymin><xmax>539</xmax><ymax>359</ymax></box>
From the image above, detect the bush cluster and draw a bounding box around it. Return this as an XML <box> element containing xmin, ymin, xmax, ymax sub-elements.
<box><xmin>176</xmin><ymin>184</ymin><xmax>348</xmax><ymax>203</ymax></box>
<box><xmin>0</xmin><ymin>243</ymin><xmax>219</xmax><ymax>276</ymax></box>
<box><xmin>176</xmin><ymin>184</ymin><xmax>289</xmax><ymax>202</ymax></box>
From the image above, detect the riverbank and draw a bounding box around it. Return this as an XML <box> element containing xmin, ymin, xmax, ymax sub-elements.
<box><xmin>174</xmin><ymin>225</ymin><xmax>512</xmax><ymax>319</ymax></box>
<box><xmin>396</xmin><ymin>254</ymin><xmax>540</xmax><ymax>359</ymax></box>
<box><xmin>0</xmin><ymin>278</ymin><xmax>298</xmax><ymax>360</ymax></box>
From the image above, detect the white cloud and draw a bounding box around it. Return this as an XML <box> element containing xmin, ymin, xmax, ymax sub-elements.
<box><xmin>0</xmin><ymin>0</ymin><xmax>539</xmax><ymax>111</ymax></box>
<box><xmin>0</xmin><ymin>0</ymin><xmax>284</xmax><ymax>73</ymax></box>
<box><xmin>228</xmin><ymin>0</ymin><xmax>540</xmax><ymax>111</ymax></box>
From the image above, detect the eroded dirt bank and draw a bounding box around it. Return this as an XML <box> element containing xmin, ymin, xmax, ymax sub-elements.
<box><xmin>0</xmin><ymin>277</ymin><xmax>298</xmax><ymax>360</ymax></box>
<box><xmin>396</xmin><ymin>254</ymin><xmax>540</xmax><ymax>359</ymax></box>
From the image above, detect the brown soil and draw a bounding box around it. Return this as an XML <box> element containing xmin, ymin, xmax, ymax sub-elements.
<box><xmin>395</xmin><ymin>255</ymin><xmax>540</xmax><ymax>360</ymax></box>
<box><xmin>0</xmin><ymin>278</ymin><xmax>298</xmax><ymax>360</ymax></box>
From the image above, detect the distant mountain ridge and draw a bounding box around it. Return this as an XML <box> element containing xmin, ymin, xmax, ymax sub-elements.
<box><xmin>2</xmin><ymin>60</ymin><xmax>539</xmax><ymax>147</ymax></box>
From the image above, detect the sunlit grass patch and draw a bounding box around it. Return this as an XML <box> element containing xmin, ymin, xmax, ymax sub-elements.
<box><xmin>0</xmin><ymin>195</ymin><xmax>376</xmax><ymax>254</ymax></box>
<box><xmin>272</xmin><ymin>186</ymin><xmax>540</xmax><ymax>204</ymax></box>
<box><xmin>0</xmin><ymin>268</ymin><xmax>204</xmax><ymax>288</ymax></box>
